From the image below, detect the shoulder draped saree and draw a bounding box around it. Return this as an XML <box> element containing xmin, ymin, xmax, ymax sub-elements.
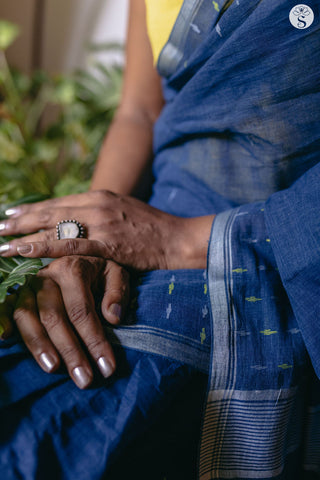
<box><xmin>1</xmin><ymin>1</ymin><xmax>320</xmax><ymax>478</ymax></box>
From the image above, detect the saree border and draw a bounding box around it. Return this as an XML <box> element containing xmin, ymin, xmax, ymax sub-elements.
<box><xmin>200</xmin><ymin>208</ymin><xmax>303</xmax><ymax>479</ymax></box>
<box><xmin>105</xmin><ymin>324</ymin><xmax>210</xmax><ymax>373</ymax></box>
<box><xmin>157</xmin><ymin>0</ymin><xmax>205</xmax><ymax>77</ymax></box>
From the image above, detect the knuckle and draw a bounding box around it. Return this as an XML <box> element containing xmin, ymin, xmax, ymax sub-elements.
<box><xmin>92</xmin><ymin>189</ymin><xmax>110</xmax><ymax>204</ymax></box>
<box><xmin>69</xmin><ymin>256</ymin><xmax>89</xmax><ymax>277</ymax></box>
<box><xmin>47</xmin><ymin>256</ymin><xmax>91</xmax><ymax>283</ymax></box>
<box><xmin>92</xmin><ymin>190</ymin><xmax>120</xmax><ymax>212</ymax></box>
<box><xmin>48</xmin><ymin>256</ymin><xmax>78</xmax><ymax>274</ymax></box>
<box><xmin>13</xmin><ymin>305</ymin><xmax>31</xmax><ymax>324</ymax></box>
<box><xmin>107</xmin><ymin>285</ymin><xmax>126</xmax><ymax>303</ymax></box>
<box><xmin>90</xmin><ymin>190</ymin><xmax>108</xmax><ymax>209</ymax></box>
<box><xmin>43</xmin><ymin>260</ymin><xmax>62</xmax><ymax>278</ymax></box>
<box><xmin>59</xmin><ymin>344</ymin><xmax>80</xmax><ymax>363</ymax></box>
<box><xmin>85</xmin><ymin>336</ymin><xmax>106</xmax><ymax>353</ymax></box>
<box><xmin>63</xmin><ymin>239</ymin><xmax>80</xmax><ymax>256</ymax></box>
<box><xmin>68</xmin><ymin>302</ymin><xmax>91</xmax><ymax>327</ymax></box>
<box><xmin>91</xmin><ymin>206</ymin><xmax>108</xmax><ymax>225</ymax></box>
<box><xmin>44</xmin><ymin>229</ymin><xmax>56</xmax><ymax>242</ymax></box>
<box><xmin>38</xmin><ymin>243</ymin><xmax>54</xmax><ymax>258</ymax></box>
<box><xmin>108</xmin><ymin>241</ymin><xmax>119</xmax><ymax>258</ymax></box>
<box><xmin>12</xmin><ymin>308</ymin><xmax>25</xmax><ymax>324</ymax></box>
<box><xmin>7</xmin><ymin>218</ymin><xmax>18</xmax><ymax>232</ymax></box>
<box><xmin>37</xmin><ymin>210</ymin><xmax>52</xmax><ymax>226</ymax></box>
<box><xmin>25</xmin><ymin>334</ymin><xmax>45</xmax><ymax>353</ymax></box>
<box><xmin>40</xmin><ymin>310</ymin><xmax>61</xmax><ymax>331</ymax></box>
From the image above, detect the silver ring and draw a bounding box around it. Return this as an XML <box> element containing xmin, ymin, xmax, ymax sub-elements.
<box><xmin>56</xmin><ymin>219</ymin><xmax>85</xmax><ymax>240</ymax></box>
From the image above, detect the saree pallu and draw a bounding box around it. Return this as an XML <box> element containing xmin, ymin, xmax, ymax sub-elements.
<box><xmin>147</xmin><ymin>0</ymin><xmax>320</xmax><ymax>478</ymax></box>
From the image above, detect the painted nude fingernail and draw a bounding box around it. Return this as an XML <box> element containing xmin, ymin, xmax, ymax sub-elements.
<box><xmin>4</xmin><ymin>208</ymin><xmax>19</xmax><ymax>217</ymax></box>
<box><xmin>109</xmin><ymin>304</ymin><xmax>122</xmax><ymax>320</ymax></box>
<box><xmin>72</xmin><ymin>366</ymin><xmax>92</xmax><ymax>389</ymax></box>
<box><xmin>39</xmin><ymin>352</ymin><xmax>57</xmax><ymax>372</ymax></box>
<box><xmin>0</xmin><ymin>244</ymin><xmax>10</xmax><ymax>253</ymax></box>
<box><xmin>17</xmin><ymin>244</ymin><xmax>33</xmax><ymax>254</ymax></box>
<box><xmin>0</xmin><ymin>223</ymin><xmax>7</xmax><ymax>232</ymax></box>
<box><xmin>97</xmin><ymin>356</ymin><xmax>114</xmax><ymax>378</ymax></box>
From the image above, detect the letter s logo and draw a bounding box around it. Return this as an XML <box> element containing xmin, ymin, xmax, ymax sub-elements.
<box><xmin>289</xmin><ymin>5</ymin><xmax>314</xmax><ymax>29</ymax></box>
<box><xmin>297</xmin><ymin>15</ymin><xmax>307</xmax><ymax>28</ymax></box>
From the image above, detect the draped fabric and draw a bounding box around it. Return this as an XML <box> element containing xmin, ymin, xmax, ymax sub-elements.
<box><xmin>148</xmin><ymin>0</ymin><xmax>320</xmax><ymax>478</ymax></box>
<box><xmin>1</xmin><ymin>0</ymin><xmax>320</xmax><ymax>478</ymax></box>
<box><xmin>0</xmin><ymin>270</ymin><xmax>211</xmax><ymax>480</ymax></box>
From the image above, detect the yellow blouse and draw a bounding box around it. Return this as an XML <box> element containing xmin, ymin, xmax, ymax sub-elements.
<box><xmin>145</xmin><ymin>0</ymin><xmax>184</xmax><ymax>63</ymax></box>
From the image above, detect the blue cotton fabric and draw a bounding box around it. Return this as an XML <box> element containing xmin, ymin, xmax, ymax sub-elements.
<box><xmin>0</xmin><ymin>269</ymin><xmax>211</xmax><ymax>480</ymax></box>
<box><xmin>1</xmin><ymin>0</ymin><xmax>320</xmax><ymax>478</ymax></box>
<box><xmin>148</xmin><ymin>0</ymin><xmax>320</xmax><ymax>478</ymax></box>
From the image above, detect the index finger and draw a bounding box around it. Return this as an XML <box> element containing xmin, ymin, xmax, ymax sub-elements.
<box><xmin>3</xmin><ymin>190</ymin><xmax>112</xmax><ymax>218</ymax></box>
<box><xmin>15</xmin><ymin>239</ymin><xmax>107</xmax><ymax>259</ymax></box>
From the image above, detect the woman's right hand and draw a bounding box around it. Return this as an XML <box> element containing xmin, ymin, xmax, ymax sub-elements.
<box><xmin>3</xmin><ymin>257</ymin><xmax>130</xmax><ymax>389</ymax></box>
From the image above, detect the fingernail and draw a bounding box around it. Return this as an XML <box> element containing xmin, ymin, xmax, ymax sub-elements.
<box><xmin>39</xmin><ymin>352</ymin><xmax>57</xmax><ymax>372</ymax></box>
<box><xmin>17</xmin><ymin>244</ymin><xmax>33</xmax><ymax>255</ymax></box>
<box><xmin>5</xmin><ymin>208</ymin><xmax>19</xmax><ymax>217</ymax></box>
<box><xmin>109</xmin><ymin>304</ymin><xmax>122</xmax><ymax>321</ymax></box>
<box><xmin>97</xmin><ymin>356</ymin><xmax>114</xmax><ymax>378</ymax></box>
<box><xmin>72</xmin><ymin>366</ymin><xmax>92</xmax><ymax>389</ymax></box>
<box><xmin>0</xmin><ymin>223</ymin><xmax>7</xmax><ymax>232</ymax></box>
<box><xmin>0</xmin><ymin>244</ymin><xmax>10</xmax><ymax>253</ymax></box>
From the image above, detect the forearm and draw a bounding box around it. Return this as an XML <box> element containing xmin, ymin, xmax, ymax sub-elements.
<box><xmin>90</xmin><ymin>108</ymin><xmax>154</xmax><ymax>195</ymax></box>
<box><xmin>90</xmin><ymin>0</ymin><xmax>163</xmax><ymax>196</ymax></box>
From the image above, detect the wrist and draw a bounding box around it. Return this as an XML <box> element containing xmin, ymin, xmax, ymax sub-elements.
<box><xmin>166</xmin><ymin>215</ymin><xmax>215</xmax><ymax>269</ymax></box>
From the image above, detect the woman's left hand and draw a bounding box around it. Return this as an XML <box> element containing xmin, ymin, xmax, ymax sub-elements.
<box><xmin>0</xmin><ymin>190</ymin><xmax>213</xmax><ymax>270</ymax></box>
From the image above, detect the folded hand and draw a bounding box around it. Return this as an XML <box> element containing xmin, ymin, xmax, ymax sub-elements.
<box><xmin>1</xmin><ymin>256</ymin><xmax>130</xmax><ymax>389</ymax></box>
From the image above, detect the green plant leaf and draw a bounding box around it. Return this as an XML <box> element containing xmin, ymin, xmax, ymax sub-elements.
<box><xmin>0</xmin><ymin>21</ymin><xmax>20</xmax><ymax>50</ymax></box>
<box><xmin>0</xmin><ymin>257</ymin><xmax>43</xmax><ymax>302</ymax></box>
<box><xmin>0</xmin><ymin>237</ymin><xmax>43</xmax><ymax>302</ymax></box>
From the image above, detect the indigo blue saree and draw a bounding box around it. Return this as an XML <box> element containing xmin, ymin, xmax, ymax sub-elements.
<box><xmin>1</xmin><ymin>0</ymin><xmax>320</xmax><ymax>478</ymax></box>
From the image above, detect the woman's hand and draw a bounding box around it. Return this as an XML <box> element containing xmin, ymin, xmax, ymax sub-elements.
<box><xmin>0</xmin><ymin>191</ymin><xmax>214</xmax><ymax>270</ymax></box>
<box><xmin>2</xmin><ymin>257</ymin><xmax>130</xmax><ymax>389</ymax></box>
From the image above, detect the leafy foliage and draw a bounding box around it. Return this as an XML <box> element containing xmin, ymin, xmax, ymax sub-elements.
<box><xmin>0</xmin><ymin>23</ymin><xmax>123</xmax><ymax>299</ymax></box>
<box><xmin>0</xmin><ymin>22</ymin><xmax>123</xmax><ymax>203</ymax></box>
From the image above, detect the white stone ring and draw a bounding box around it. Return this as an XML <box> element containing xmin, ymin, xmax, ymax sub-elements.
<box><xmin>56</xmin><ymin>219</ymin><xmax>85</xmax><ymax>240</ymax></box>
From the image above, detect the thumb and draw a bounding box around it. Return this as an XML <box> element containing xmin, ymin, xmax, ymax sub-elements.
<box><xmin>101</xmin><ymin>262</ymin><xmax>130</xmax><ymax>325</ymax></box>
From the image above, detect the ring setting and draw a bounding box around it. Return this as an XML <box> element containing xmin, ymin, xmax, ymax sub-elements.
<box><xmin>56</xmin><ymin>219</ymin><xmax>85</xmax><ymax>240</ymax></box>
